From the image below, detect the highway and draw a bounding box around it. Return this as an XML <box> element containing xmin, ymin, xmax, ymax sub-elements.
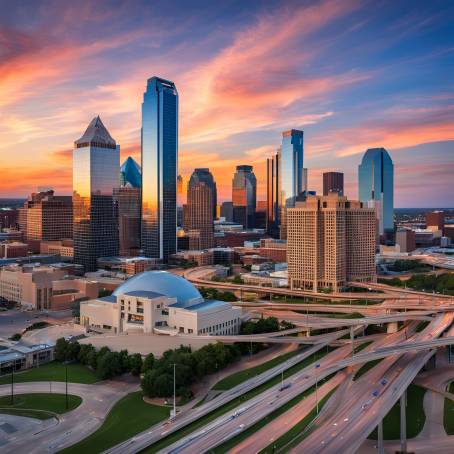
<box><xmin>104</xmin><ymin>329</ymin><xmax>348</xmax><ymax>454</ymax></box>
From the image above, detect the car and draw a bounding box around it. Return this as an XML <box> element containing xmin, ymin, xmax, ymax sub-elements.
<box><xmin>280</xmin><ymin>383</ymin><xmax>291</xmax><ymax>391</ymax></box>
<box><xmin>380</xmin><ymin>379</ymin><xmax>388</xmax><ymax>386</ymax></box>
<box><xmin>372</xmin><ymin>390</ymin><xmax>379</xmax><ymax>397</ymax></box>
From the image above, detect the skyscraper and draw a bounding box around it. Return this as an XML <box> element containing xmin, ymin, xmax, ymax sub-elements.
<box><xmin>232</xmin><ymin>165</ymin><xmax>256</xmax><ymax>229</ymax></box>
<box><xmin>73</xmin><ymin>116</ymin><xmax>119</xmax><ymax>271</ymax></box>
<box><xmin>287</xmin><ymin>193</ymin><xmax>376</xmax><ymax>292</ymax></box>
<box><xmin>358</xmin><ymin>148</ymin><xmax>394</xmax><ymax>240</ymax></box>
<box><xmin>323</xmin><ymin>171</ymin><xmax>344</xmax><ymax>196</ymax></box>
<box><xmin>120</xmin><ymin>156</ymin><xmax>141</xmax><ymax>188</ymax></box>
<box><xmin>184</xmin><ymin>169</ymin><xmax>215</xmax><ymax>250</ymax></box>
<box><xmin>141</xmin><ymin>77</ymin><xmax>178</xmax><ymax>260</ymax></box>
<box><xmin>266</xmin><ymin>151</ymin><xmax>280</xmax><ymax>237</ymax></box>
<box><xmin>220</xmin><ymin>201</ymin><xmax>233</xmax><ymax>222</ymax></box>
<box><xmin>279</xmin><ymin>129</ymin><xmax>304</xmax><ymax>239</ymax></box>
<box><xmin>188</xmin><ymin>168</ymin><xmax>217</xmax><ymax>219</ymax></box>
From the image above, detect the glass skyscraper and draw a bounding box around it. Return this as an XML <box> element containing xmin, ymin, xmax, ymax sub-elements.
<box><xmin>279</xmin><ymin>129</ymin><xmax>304</xmax><ymax>239</ymax></box>
<box><xmin>232</xmin><ymin>165</ymin><xmax>256</xmax><ymax>229</ymax></box>
<box><xmin>188</xmin><ymin>168</ymin><xmax>217</xmax><ymax>219</ymax></box>
<box><xmin>73</xmin><ymin>116</ymin><xmax>119</xmax><ymax>271</ymax></box>
<box><xmin>358</xmin><ymin>147</ymin><xmax>394</xmax><ymax>237</ymax></box>
<box><xmin>141</xmin><ymin>77</ymin><xmax>178</xmax><ymax>260</ymax></box>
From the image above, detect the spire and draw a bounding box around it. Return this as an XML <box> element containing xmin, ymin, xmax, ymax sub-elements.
<box><xmin>75</xmin><ymin>115</ymin><xmax>116</xmax><ymax>148</ymax></box>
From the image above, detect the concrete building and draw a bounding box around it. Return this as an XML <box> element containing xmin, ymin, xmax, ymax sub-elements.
<box><xmin>97</xmin><ymin>256</ymin><xmax>158</xmax><ymax>275</ymax></box>
<box><xmin>323</xmin><ymin>172</ymin><xmax>344</xmax><ymax>196</ymax></box>
<box><xmin>0</xmin><ymin>208</ymin><xmax>18</xmax><ymax>230</ymax></box>
<box><xmin>0</xmin><ymin>344</ymin><xmax>53</xmax><ymax>374</ymax></box>
<box><xmin>287</xmin><ymin>193</ymin><xmax>376</xmax><ymax>292</ymax></box>
<box><xmin>80</xmin><ymin>271</ymin><xmax>241</xmax><ymax>335</ymax></box>
<box><xmin>171</xmin><ymin>250</ymin><xmax>214</xmax><ymax>266</ymax></box>
<box><xmin>0</xmin><ymin>242</ymin><xmax>28</xmax><ymax>258</ymax></box>
<box><xmin>40</xmin><ymin>240</ymin><xmax>74</xmax><ymax>259</ymax></box>
<box><xmin>21</xmin><ymin>190</ymin><xmax>72</xmax><ymax>242</ymax></box>
<box><xmin>259</xmin><ymin>238</ymin><xmax>287</xmax><ymax>262</ymax></box>
<box><xmin>395</xmin><ymin>228</ymin><xmax>416</xmax><ymax>253</ymax></box>
<box><xmin>426</xmin><ymin>210</ymin><xmax>445</xmax><ymax>234</ymax></box>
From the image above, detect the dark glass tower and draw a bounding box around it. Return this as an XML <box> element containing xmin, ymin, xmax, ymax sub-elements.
<box><xmin>73</xmin><ymin>116</ymin><xmax>119</xmax><ymax>271</ymax></box>
<box><xmin>188</xmin><ymin>168</ymin><xmax>217</xmax><ymax>219</ymax></box>
<box><xmin>141</xmin><ymin>77</ymin><xmax>178</xmax><ymax>260</ymax></box>
<box><xmin>232</xmin><ymin>165</ymin><xmax>257</xmax><ymax>229</ymax></box>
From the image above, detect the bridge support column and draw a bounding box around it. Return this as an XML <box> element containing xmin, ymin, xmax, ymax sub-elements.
<box><xmin>387</xmin><ymin>321</ymin><xmax>398</xmax><ymax>334</ymax></box>
<box><xmin>400</xmin><ymin>390</ymin><xmax>407</xmax><ymax>453</ymax></box>
<box><xmin>377</xmin><ymin>420</ymin><xmax>384</xmax><ymax>454</ymax></box>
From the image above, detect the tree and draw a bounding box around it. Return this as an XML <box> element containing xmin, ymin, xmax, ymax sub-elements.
<box><xmin>129</xmin><ymin>353</ymin><xmax>143</xmax><ymax>376</ymax></box>
<box><xmin>119</xmin><ymin>349</ymin><xmax>130</xmax><ymax>372</ymax></box>
<box><xmin>87</xmin><ymin>349</ymin><xmax>98</xmax><ymax>370</ymax></box>
<box><xmin>142</xmin><ymin>352</ymin><xmax>155</xmax><ymax>373</ymax></box>
<box><xmin>54</xmin><ymin>338</ymin><xmax>69</xmax><ymax>362</ymax></box>
<box><xmin>96</xmin><ymin>351</ymin><xmax>122</xmax><ymax>379</ymax></box>
<box><xmin>66</xmin><ymin>341</ymin><xmax>81</xmax><ymax>361</ymax></box>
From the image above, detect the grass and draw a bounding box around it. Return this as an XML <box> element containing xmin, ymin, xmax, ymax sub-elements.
<box><xmin>0</xmin><ymin>393</ymin><xmax>81</xmax><ymax>419</ymax></box>
<box><xmin>444</xmin><ymin>381</ymin><xmax>454</xmax><ymax>434</ymax></box>
<box><xmin>60</xmin><ymin>392</ymin><xmax>170</xmax><ymax>454</ymax></box>
<box><xmin>0</xmin><ymin>361</ymin><xmax>98</xmax><ymax>385</ymax></box>
<box><xmin>212</xmin><ymin>347</ymin><xmax>304</xmax><ymax>390</ymax></box>
<box><xmin>369</xmin><ymin>384</ymin><xmax>426</xmax><ymax>440</ymax></box>
<box><xmin>353</xmin><ymin>358</ymin><xmax>384</xmax><ymax>380</ymax></box>
<box><xmin>141</xmin><ymin>349</ymin><xmax>333</xmax><ymax>453</ymax></box>
<box><xmin>212</xmin><ymin>383</ymin><xmax>337</xmax><ymax>453</ymax></box>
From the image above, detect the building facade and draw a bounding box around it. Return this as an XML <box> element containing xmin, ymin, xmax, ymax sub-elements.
<box><xmin>323</xmin><ymin>172</ymin><xmax>344</xmax><ymax>196</ymax></box>
<box><xmin>188</xmin><ymin>168</ymin><xmax>217</xmax><ymax>219</ymax></box>
<box><xmin>358</xmin><ymin>148</ymin><xmax>394</xmax><ymax>241</ymax></box>
<box><xmin>232</xmin><ymin>165</ymin><xmax>256</xmax><ymax>229</ymax></box>
<box><xmin>395</xmin><ymin>228</ymin><xmax>416</xmax><ymax>253</ymax></box>
<box><xmin>73</xmin><ymin>116</ymin><xmax>120</xmax><ymax>271</ymax></box>
<box><xmin>287</xmin><ymin>193</ymin><xmax>376</xmax><ymax>292</ymax></box>
<box><xmin>426</xmin><ymin>210</ymin><xmax>445</xmax><ymax>234</ymax></box>
<box><xmin>220</xmin><ymin>201</ymin><xmax>233</xmax><ymax>222</ymax></box>
<box><xmin>115</xmin><ymin>186</ymin><xmax>141</xmax><ymax>256</ymax></box>
<box><xmin>141</xmin><ymin>77</ymin><xmax>178</xmax><ymax>261</ymax></box>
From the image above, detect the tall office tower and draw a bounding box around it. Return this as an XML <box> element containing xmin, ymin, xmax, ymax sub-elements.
<box><xmin>22</xmin><ymin>190</ymin><xmax>72</xmax><ymax>241</ymax></box>
<box><xmin>287</xmin><ymin>193</ymin><xmax>376</xmax><ymax>293</ymax></box>
<box><xmin>73</xmin><ymin>116</ymin><xmax>119</xmax><ymax>271</ymax></box>
<box><xmin>184</xmin><ymin>170</ymin><xmax>214</xmax><ymax>250</ymax></box>
<box><xmin>220</xmin><ymin>201</ymin><xmax>233</xmax><ymax>222</ymax></box>
<box><xmin>255</xmin><ymin>201</ymin><xmax>267</xmax><ymax>229</ymax></box>
<box><xmin>323</xmin><ymin>171</ymin><xmax>344</xmax><ymax>196</ymax></box>
<box><xmin>117</xmin><ymin>157</ymin><xmax>141</xmax><ymax>255</ymax></box>
<box><xmin>188</xmin><ymin>168</ymin><xmax>217</xmax><ymax>219</ymax></box>
<box><xmin>177</xmin><ymin>175</ymin><xmax>184</xmax><ymax>206</ymax></box>
<box><xmin>232</xmin><ymin>165</ymin><xmax>256</xmax><ymax>229</ymax></box>
<box><xmin>141</xmin><ymin>77</ymin><xmax>178</xmax><ymax>260</ymax></box>
<box><xmin>358</xmin><ymin>148</ymin><xmax>394</xmax><ymax>242</ymax></box>
<box><xmin>266</xmin><ymin>151</ymin><xmax>280</xmax><ymax>237</ymax></box>
<box><xmin>302</xmin><ymin>168</ymin><xmax>308</xmax><ymax>194</ymax></box>
<box><xmin>279</xmin><ymin>129</ymin><xmax>304</xmax><ymax>240</ymax></box>
<box><xmin>426</xmin><ymin>210</ymin><xmax>445</xmax><ymax>234</ymax></box>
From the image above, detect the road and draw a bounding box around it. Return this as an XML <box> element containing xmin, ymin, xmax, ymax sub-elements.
<box><xmin>0</xmin><ymin>378</ymin><xmax>138</xmax><ymax>453</ymax></box>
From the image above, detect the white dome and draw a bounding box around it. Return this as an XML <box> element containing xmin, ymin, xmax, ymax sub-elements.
<box><xmin>113</xmin><ymin>271</ymin><xmax>203</xmax><ymax>306</ymax></box>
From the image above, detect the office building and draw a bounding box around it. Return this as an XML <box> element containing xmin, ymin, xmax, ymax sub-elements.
<box><xmin>255</xmin><ymin>201</ymin><xmax>267</xmax><ymax>229</ymax></box>
<box><xmin>395</xmin><ymin>228</ymin><xmax>416</xmax><ymax>253</ymax></box>
<box><xmin>177</xmin><ymin>175</ymin><xmax>184</xmax><ymax>206</ymax></box>
<box><xmin>323</xmin><ymin>172</ymin><xmax>344</xmax><ymax>196</ymax></box>
<box><xmin>302</xmin><ymin>168</ymin><xmax>308</xmax><ymax>194</ymax></box>
<box><xmin>0</xmin><ymin>209</ymin><xmax>18</xmax><ymax>230</ymax></box>
<box><xmin>184</xmin><ymin>169</ymin><xmax>215</xmax><ymax>250</ymax></box>
<box><xmin>232</xmin><ymin>165</ymin><xmax>256</xmax><ymax>228</ymax></box>
<box><xmin>21</xmin><ymin>190</ymin><xmax>72</xmax><ymax>242</ymax></box>
<box><xmin>120</xmin><ymin>156</ymin><xmax>141</xmax><ymax>188</ymax></box>
<box><xmin>80</xmin><ymin>271</ymin><xmax>241</xmax><ymax>335</ymax></box>
<box><xmin>40</xmin><ymin>240</ymin><xmax>74</xmax><ymax>259</ymax></box>
<box><xmin>259</xmin><ymin>238</ymin><xmax>287</xmax><ymax>262</ymax></box>
<box><xmin>358</xmin><ymin>148</ymin><xmax>394</xmax><ymax>241</ymax></box>
<box><xmin>141</xmin><ymin>77</ymin><xmax>178</xmax><ymax>261</ymax></box>
<box><xmin>0</xmin><ymin>242</ymin><xmax>28</xmax><ymax>258</ymax></box>
<box><xmin>287</xmin><ymin>193</ymin><xmax>376</xmax><ymax>292</ymax></box>
<box><xmin>279</xmin><ymin>129</ymin><xmax>304</xmax><ymax>239</ymax></box>
<box><xmin>220</xmin><ymin>201</ymin><xmax>233</xmax><ymax>222</ymax></box>
<box><xmin>266</xmin><ymin>151</ymin><xmax>280</xmax><ymax>237</ymax></box>
<box><xmin>115</xmin><ymin>186</ymin><xmax>141</xmax><ymax>256</ymax></box>
<box><xmin>73</xmin><ymin>116</ymin><xmax>120</xmax><ymax>271</ymax></box>
<box><xmin>426</xmin><ymin>211</ymin><xmax>445</xmax><ymax>234</ymax></box>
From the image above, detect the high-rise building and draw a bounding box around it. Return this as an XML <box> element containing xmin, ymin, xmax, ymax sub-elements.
<box><xmin>21</xmin><ymin>190</ymin><xmax>72</xmax><ymax>242</ymax></box>
<box><xmin>323</xmin><ymin>171</ymin><xmax>344</xmax><ymax>196</ymax></box>
<box><xmin>255</xmin><ymin>201</ymin><xmax>267</xmax><ymax>229</ymax></box>
<box><xmin>302</xmin><ymin>168</ymin><xmax>308</xmax><ymax>194</ymax></box>
<box><xmin>396</xmin><ymin>228</ymin><xmax>416</xmax><ymax>253</ymax></box>
<box><xmin>426</xmin><ymin>210</ymin><xmax>445</xmax><ymax>234</ymax></box>
<box><xmin>177</xmin><ymin>175</ymin><xmax>184</xmax><ymax>207</ymax></box>
<box><xmin>141</xmin><ymin>77</ymin><xmax>178</xmax><ymax>261</ymax></box>
<box><xmin>120</xmin><ymin>156</ymin><xmax>141</xmax><ymax>188</ymax></box>
<box><xmin>184</xmin><ymin>169</ymin><xmax>215</xmax><ymax>250</ymax></box>
<box><xmin>73</xmin><ymin>116</ymin><xmax>119</xmax><ymax>271</ymax></box>
<box><xmin>188</xmin><ymin>168</ymin><xmax>217</xmax><ymax>219</ymax></box>
<box><xmin>220</xmin><ymin>201</ymin><xmax>233</xmax><ymax>222</ymax></box>
<box><xmin>358</xmin><ymin>148</ymin><xmax>394</xmax><ymax>241</ymax></box>
<box><xmin>266</xmin><ymin>151</ymin><xmax>280</xmax><ymax>237</ymax></box>
<box><xmin>232</xmin><ymin>165</ymin><xmax>256</xmax><ymax>229</ymax></box>
<box><xmin>279</xmin><ymin>129</ymin><xmax>304</xmax><ymax>239</ymax></box>
<box><xmin>0</xmin><ymin>209</ymin><xmax>18</xmax><ymax>230</ymax></box>
<box><xmin>287</xmin><ymin>193</ymin><xmax>376</xmax><ymax>292</ymax></box>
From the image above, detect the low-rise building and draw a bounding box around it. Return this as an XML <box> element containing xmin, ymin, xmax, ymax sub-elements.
<box><xmin>0</xmin><ymin>241</ymin><xmax>28</xmax><ymax>258</ymax></box>
<box><xmin>40</xmin><ymin>240</ymin><xmax>74</xmax><ymax>259</ymax></box>
<box><xmin>0</xmin><ymin>344</ymin><xmax>53</xmax><ymax>374</ymax></box>
<box><xmin>171</xmin><ymin>250</ymin><xmax>214</xmax><ymax>266</ymax></box>
<box><xmin>259</xmin><ymin>238</ymin><xmax>287</xmax><ymax>262</ymax></box>
<box><xmin>97</xmin><ymin>256</ymin><xmax>158</xmax><ymax>275</ymax></box>
<box><xmin>80</xmin><ymin>271</ymin><xmax>242</xmax><ymax>336</ymax></box>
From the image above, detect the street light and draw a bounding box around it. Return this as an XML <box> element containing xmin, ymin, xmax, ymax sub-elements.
<box><xmin>171</xmin><ymin>363</ymin><xmax>177</xmax><ymax>419</ymax></box>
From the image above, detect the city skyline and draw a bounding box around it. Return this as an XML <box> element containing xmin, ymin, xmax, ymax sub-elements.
<box><xmin>0</xmin><ymin>0</ymin><xmax>453</xmax><ymax>207</ymax></box>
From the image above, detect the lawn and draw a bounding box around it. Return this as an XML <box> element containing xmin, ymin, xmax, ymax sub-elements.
<box><xmin>354</xmin><ymin>358</ymin><xmax>384</xmax><ymax>380</ymax></box>
<box><xmin>369</xmin><ymin>384</ymin><xmax>426</xmax><ymax>440</ymax></box>
<box><xmin>212</xmin><ymin>347</ymin><xmax>304</xmax><ymax>390</ymax></box>
<box><xmin>142</xmin><ymin>349</ymin><xmax>332</xmax><ymax>453</ymax></box>
<box><xmin>444</xmin><ymin>381</ymin><xmax>454</xmax><ymax>434</ymax></box>
<box><xmin>0</xmin><ymin>393</ymin><xmax>81</xmax><ymax>419</ymax></box>
<box><xmin>0</xmin><ymin>361</ymin><xmax>98</xmax><ymax>385</ymax></box>
<box><xmin>60</xmin><ymin>392</ymin><xmax>170</xmax><ymax>454</ymax></box>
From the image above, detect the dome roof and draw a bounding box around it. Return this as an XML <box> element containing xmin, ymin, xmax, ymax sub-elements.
<box><xmin>112</xmin><ymin>271</ymin><xmax>203</xmax><ymax>306</ymax></box>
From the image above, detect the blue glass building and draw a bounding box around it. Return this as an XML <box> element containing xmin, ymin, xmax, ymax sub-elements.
<box><xmin>141</xmin><ymin>77</ymin><xmax>178</xmax><ymax>260</ymax></box>
<box><xmin>358</xmin><ymin>147</ymin><xmax>394</xmax><ymax>236</ymax></box>
<box><xmin>73</xmin><ymin>116</ymin><xmax>119</xmax><ymax>271</ymax></box>
<box><xmin>120</xmin><ymin>156</ymin><xmax>141</xmax><ymax>188</ymax></box>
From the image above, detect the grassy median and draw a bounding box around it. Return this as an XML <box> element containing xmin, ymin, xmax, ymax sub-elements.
<box><xmin>0</xmin><ymin>361</ymin><xmax>98</xmax><ymax>385</ymax></box>
<box><xmin>60</xmin><ymin>392</ymin><xmax>169</xmax><ymax>454</ymax></box>
<box><xmin>0</xmin><ymin>393</ymin><xmax>81</xmax><ymax>419</ymax></box>
<box><xmin>444</xmin><ymin>381</ymin><xmax>454</xmax><ymax>434</ymax></box>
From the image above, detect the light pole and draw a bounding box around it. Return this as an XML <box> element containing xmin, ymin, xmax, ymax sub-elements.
<box><xmin>315</xmin><ymin>363</ymin><xmax>320</xmax><ymax>414</ymax></box>
<box><xmin>171</xmin><ymin>363</ymin><xmax>176</xmax><ymax>419</ymax></box>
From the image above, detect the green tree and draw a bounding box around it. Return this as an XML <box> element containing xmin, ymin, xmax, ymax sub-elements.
<box><xmin>128</xmin><ymin>353</ymin><xmax>143</xmax><ymax>376</ymax></box>
<box><xmin>142</xmin><ymin>352</ymin><xmax>155</xmax><ymax>373</ymax></box>
<box><xmin>54</xmin><ymin>338</ymin><xmax>69</xmax><ymax>362</ymax></box>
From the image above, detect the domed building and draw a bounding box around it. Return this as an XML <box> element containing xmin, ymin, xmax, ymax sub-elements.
<box><xmin>80</xmin><ymin>271</ymin><xmax>241</xmax><ymax>336</ymax></box>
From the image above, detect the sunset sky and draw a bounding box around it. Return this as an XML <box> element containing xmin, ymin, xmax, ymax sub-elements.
<box><xmin>1</xmin><ymin>0</ymin><xmax>453</xmax><ymax>206</ymax></box>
